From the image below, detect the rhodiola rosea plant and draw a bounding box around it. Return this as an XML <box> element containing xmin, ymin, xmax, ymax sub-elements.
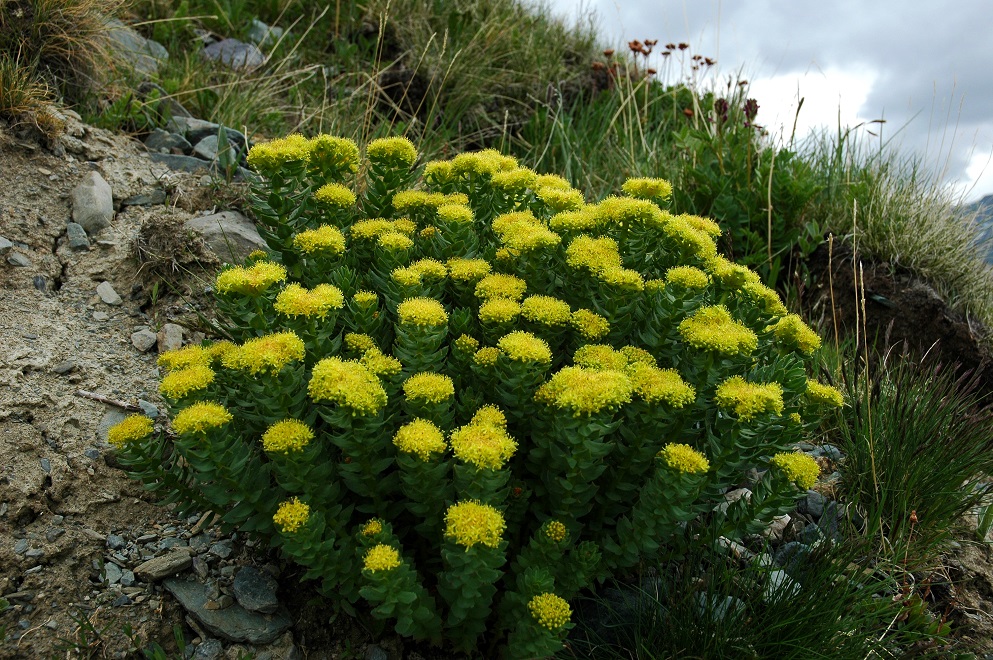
<box><xmin>109</xmin><ymin>133</ymin><xmax>841</xmax><ymax>657</ymax></box>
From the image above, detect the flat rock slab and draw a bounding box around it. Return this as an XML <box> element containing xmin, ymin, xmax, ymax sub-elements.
<box><xmin>185</xmin><ymin>211</ymin><xmax>266</xmax><ymax>263</ymax></box>
<box><xmin>149</xmin><ymin>153</ymin><xmax>213</xmax><ymax>174</ymax></box>
<box><xmin>163</xmin><ymin>578</ymin><xmax>292</xmax><ymax>644</ymax></box>
<box><xmin>232</xmin><ymin>566</ymin><xmax>279</xmax><ymax>614</ymax></box>
<box><xmin>134</xmin><ymin>549</ymin><xmax>192</xmax><ymax>582</ymax></box>
<box><xmin>71</xmin><ymin>171</ymin><xmax>114</xmax><ymax>234</ymax></box>
<box><xmin>202</xmin><ymin>38</ymin><xmax>265</xmax><ymax>71</ymax></box>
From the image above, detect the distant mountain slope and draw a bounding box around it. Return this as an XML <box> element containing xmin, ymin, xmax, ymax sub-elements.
<box><xmin>960</xmin><ymin>194</ymin><xmax>993</xmax><ymax>264</ymax></box>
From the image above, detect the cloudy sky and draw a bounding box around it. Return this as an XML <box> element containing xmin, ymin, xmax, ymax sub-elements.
<box><xmin>547</xmin><ymin>0</ymin><xmax>993</xmax><ymax>202</ymax></box>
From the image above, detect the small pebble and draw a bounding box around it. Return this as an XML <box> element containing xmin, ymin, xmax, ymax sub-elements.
<box><xmin>40</xmin><ymin>458</ymin><xmax>51</xmax><ymax>474</ymax></box>
<box><xmin>112</xmin><ymin>595</ymin><xmax>131</xmax><ymax>607</ymax></box>
<box><xmin>7</xmin><ymin>252</ymin><xmax>31</xmax><ymax>267</ymax></box>
<box><xmin>14</xmin><ymin>539</ymin><xmax>28</xmax><ymax>554</ymax></box>
<box><xmin>92</xmin><ymin>311</ymin><xmax>109</xmax><ymax>322</ymax></box>
<box><xmin>107</xmin><ymin>534</ymin><xmax>126</xmax><ymax>550</ymax></box>
<box><xmin>138</xmin><ymin>400</ymin><xmax>159</xmax><ymax>418</ymax></box>
<box><xmin>84</xmin><ymin>448</ymin><xmax>101</xmax><ymax>460</ymax></box>
<box><xmin>51</xmin><ymin>360</ymin><xmax>75</xmax><ymax>375</ymax></box>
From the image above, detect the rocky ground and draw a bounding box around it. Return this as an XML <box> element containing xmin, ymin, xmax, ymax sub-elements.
<box><xmin>0</xmin><ymin>112</ymin><xmax>992</xmax><ymax>659</ymax></box>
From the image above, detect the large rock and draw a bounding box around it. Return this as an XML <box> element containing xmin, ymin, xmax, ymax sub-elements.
<box><xmin>105</xmin><ymin>19</ymin><xmax>169</xmax><ymax>75</ymax></box>
<box><xmin>202</xmin><ymin>38</ymin><xmax>265</xmax><ymax>71</ymax></box>
<box><xmin>185</xmin><ymin>211</ymin><xmax>265</xmax><ymax>263</ymax></box>
<box><xmin>163</xmin><ymin>578</ymin><xmax>292</xmax><ymax>644</ymax></box>
<box><xmin>134</xmin><ymin>550</ymin><xmax>193</xmax><ymax>581</ymax></box>
<box><xmin>71</xmin><ymin>172</ymin><xmax>114</xmax><ymax>234</ymax></box>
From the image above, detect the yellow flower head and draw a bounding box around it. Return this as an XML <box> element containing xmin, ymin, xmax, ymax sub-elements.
<box><xmin>714</xmin><ymin>375</ymin><xmax>785</xmax><ymax>421</ymax></box>
<box><xmin>393</xmin><ymin>419</ymin><xmax>447</xmax><ymax>461</ymax></box>
<box><xmin>705</xmin><ymin>255</ymin><xmax>761</xmax><ymax>289</ymax></box>
<box><xmin>273</xmin><ymin>497</ymin><xmax>310</xmax><ymax>533</ymax></box>
<box><xmin>492</xmin><ymin>167</ymin><xmax>538</xmax><ymax>192</ymax></box>
<box><xmin>309</xmin><ymin>357</ymin><xmax>388</xmax><ymax>416</ymax></box>
<box><xmin>594</xmin><ymin>196</ymin><xmax>667</xmax><ymax>229</ymax></box>
<box><xmin>314</xmin><ymin>182</ymin><xmax>356</xmax><ymax>208</ymax></box>
<box><xmin>678</xmin><ymin>305</ymin><xmax>758</xmax><ymax>356</ymax></box>
<box><xmin>570</xmin><ymin>309</ymin><xmax>610</xmax><ymax>341</ymax></box>
<box><xmin>444</xmin><ymin>501</ymin><xmax>506</xmax><ymax>549</ymax></box>
<box><xmin>360</xmin><ymin>348</ymin><xmax>403</xmax><ymax>378</ymax></box>
<box><xmin>423</xmin><ymin>159</ymin><xmax>454</xmax><ymax>185</ymax></box>
<box><xmin>451</xmin><ymin>149</ymin><xmax>517</xmax><ymax>177</ymax></box>
<box><xmin>473</xmin><ymin>346</ymin><xmax>500</xmax><ymax>367</ymax></box>
<box><xmin>246</xmin><ymin>134</ymin><xmax>310</xmax><ymax>174</ymax></box>
<box><xmin>537</xmin><ymin>187</ymin><xmax>585</xmax><ymax>213</ymax></box>
<box><xmin>159</xmin><ymin>364</ymin><xmax>214</xmax><ymax>399</ymax></box>
<box><xmin>107</xmin><ymin>414</ymin><xmax>154</xmax><ymax>448</ymax></box>
<box><xmin>437</xmin><ymin>204</ymin><xmax>474</xmax><ymax>225</ymax></box>
<box><xmin>361</xmin><ymin>519</ymin><xmax>384</xmax><ymax>537</ymax></box>
<box><xmin>665</xmin><ymin>266</ymin><xmax>710</xmax><ymax>290</ymax></box>
<box><xmin>574</xmin><ymin>345</ymin><xmax>628</xmax><ymax>371</ymax></box>
<box><xmin>598</xmin><ymin>267</ymin><xmax>645</xmax><ymax>292</ymax></box>
<box><xmin>535</xmin><ymin>366</ymin><xmax>633</xmax><ymax>416</ymax></box>
<box><xmin>806</xmin><ymin>379</ymin><xmax>845</xmax><ymax>407</ymax></box>
<box><xmin>353</xmin><ymin>290</ymin><xmax>378</xmax><ymax>309</ymax></box>
<box><xmin>771</xmin><ymin>314</ymin><xmax>822</xmax><ymax>354</ymax></box>
<box><xmin>620</xmin><ymin>345</ymin><xmax>657</xmax><ymax>368</ymax></box>
<box><xmin>172</xmin><ymin>401</ymin><xmax>233</xmax><ymax>435</ymax></box>
<box><xmin>565</xmin><ymin>235</ymin><xmax>622</xmax><ymax>274</ymax></box>
<box><xmin>215</xmin><ymin>262</ymin><xmax>287</xmax><ymax>295</ymax></box>
<box><xmin>479</xmin><ymin>297</ymin><xmax>521</xmax><ymax>324</ymax></box>
<box><xmin>622</xmin><ymin>177</ymin><xmax>673</xmax><ymax>202</ymax></box>
<box><xmin>224</xmin><ymin>331</ymin><xmax>306</xmax><ymax>376</ymax></box>
<box><xmin>345</xmin><ymin>333</ymin><xmax>378</xmax><ymax>354</ymax></box>
<box><xmin>626</xmin><ymin>363</ymin><xmax>696</xmax><ymax>407</ymax></box>
<box><xmin>528</xmin><ymin>593</ymin><xmax>572</xmax><ymax>631</ymax></box>
<box><xmin>662</xmin><ymin>215</ymin><xmax>718</xmax><ymax>258</ymax></box>
<box><xmin>367</xmin><ymin>136</ymin><xmax>418</xmax><ymax>168</ymax></box>
<box><xmin>520</xmin><ymin>295</ymin><xmax>572</xmax><ymax>327</ymax></box>
<box><xmin>498</xmin><ymin>331</ymin><xmax>552</xmax><ymax>364</ymax></box>
<box><xmin>447</xmin><ymin>258</ymin><xmax>491</xmax><ymax>283</ymax></box>
<box><xmin>204</xmin><ymin>341</ymin><xmax>237</xmax><ymax>364</ymax></box>
<box><xmin>393</xmin><ymin>190</ymin><xmax>443</xmax><ymax>214</ymax></box>
<box><xmin>740</xmin><ymin>281</ymin><xmax>789</xmax><ymax>317</ymax></box>
<box><xmin>498</xmin><ymin>222</ymin><xmax>561</xmax><ymax>253</ymax></box>
<box><xmin>294</xmin><ymin>225</ymin><xmax>347</xmax><ymax>256</ymax></box>
<box><xmin>470</xmin><ymin>404</ymin><xmax>507</xmax><ymax>428</ymax></box>
<box><xmin>677</xmin><ymin>213</ymin><xmax>722</xmax><ymax>238</ymax></box>
<box><xmin>453</xmin><ymin>334</ymin><xmax>480</xmax><ymax>354</ymax></box>
<box><xmin>535</xmin><ymin>173</ymin><xmax>572</xmax><ymax>190</ymax></box>
<box><xmin>262</xmin><ymin>419</ymin><xmax>314</xmax><ymax>454</ymax></box>
<box><xmin>307</xmin><ymin>134</ymin><xmax>359</xmax><ymax>177</ymax></box>
<box><xmin>274</xmin><ymin>283</ymin><xmax>345</xmax><ymax>319</ymax></box>
<box><xmin>377</xmin><ymin>231</ymin><xmax>414</xmax><ymax>251</ymax></box>
<box><xmin>403</xmin><ymin>372</ymin><xmax>455</xmax><ymax>405</ymax></box>
<box><xmin>397</xmin><ymin>297</ymin><xmax>448</xmax><ymax>327</ymax></box>
<box><xmin>659</xmin><ymin>443</ymin><xmax>710</xmax><ymax>474</ymax></box>
<box><xmin>420</xmin><ymin>225</ymin><xmax>438</xmax><ymax>239</ymax></box>
<box><xmin>406</xmin><ymin>258</ymin><xmax>447</xmax><ymax>282</ymax></box>
<box><xmin>770</xmin><ymin>452</ymin><xmax>821</xmax><ymax>490</ymax></box>
<box><xmin>474</xmin><ymin>273</ymin><xmax>527</xmax><ymax>301</ymax></box>
<box><xmin>450</xmin><ymin>423</ymin><xmax>517</xmax><ymax>470</ymax></box>
<box><xmin>350</xmin><ymin>219</ymin><xmax>394</xmax><ymax>241</ymax></box>
<box><xmin>544</xmin><ymin>520</ymin><xmax>567</xmax><ymax>543</ymax></box>
<box><xmin>363</xmin><ymin>544</ymin><xmax>402</xmax><ymax>572</ymax></box>
<box><xmin>391</xmin><ymin>267</ymin><xmax>422</xmax><ymax>287</ymax></box>
<box><xmin>549</xmin><ymin>208</ymin><xmax>601</xmax><ymax>233</ymax></box>
<box><xmin>157</xmin><ymin>345</ymin><xmax>210</xmax><ymax>372</ymax></box>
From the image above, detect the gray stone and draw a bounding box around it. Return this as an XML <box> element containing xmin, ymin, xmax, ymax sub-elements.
<box><xmin>0</xmin><ymin>236</ymin><xmax>12</xmax><ymax>255</ymax></box>
<box><xmin>7</xmin><ymin>252</ymin><xmax>31</xmax><ymax>267</ymax></box>
<box><xmin>163</xmin><ymin>578</ymin><xmax>292</xmax><ymax>644</ymax></box>
<box><xmin>105</xmin><ymin>562</ymin><xmax>124</xmax><ymax>585</ymax></box>
<box><xmin>112</xmin><ymin>594</ymin><xmax>131</xmax><ymax>607</ymax></box>
<box><xmin>120</xmin><ymin>569</ymin><xmax>136</xmax><ymax>587</ymax></box>
<box><xmin>71</xmin><ymin>171</ymin><xmax>114</xmax><ymax>234</ymax></box>
<box><xmin>107</xmin><ymin>534</ymin><xmax>126</xmax><ymax>550</ymax></box>
<box><xmin>185</xmin><ymin>211</ymin><xmax>265</xmax><ymax>263</ymax></box>
<box><xmin>208</xmin><ymin>539</ymin><xmax>233</xmax><ymax>559</ymax></box>
<box><xmin>67</xmin><ymin>223</ymin><xmax>90</xmax><ymax>250</ymax></box>
<box><xmin>696</xmin><ymin>593</ymin><xmax>745</xmax><ymax>622</ymax></box>
<box><xmin>233</xmin><ymin>566</ymin><xmax>279</xmax><ymax>614</ymax></box>
<box><xmin>106</xmin><ymin>19</ymin><xmax>169</xmax><ymax>75</ymax></box>
<box><xmin>138</xmin><ymin>400</ymin><xmax>159</xmax><ymax>418</ymax></box>
<box><xmin>193</xmin><ymin>135</ymin><xmax>233</xmax><ymax>163</ymax></box>
<box><xmin>166</xmin><ymin>116</ymin><xmax>219</xmax><ymax>138</ymax></box>
<box><xmin>202</xmin><ymin>38</ymin><xmax>265</xmax><ymax>71</ymax></box>
<box><xmin>762</xmin><ymin>514</ymin><xmax>790</xmax><ymax>543</ymax></box>
<box><xmin>187</xmin><ymin>126</ymin><xmax>247</xmax><ymax>152</ymax></box>
<box><xmin>97</xmin><ymin>281</ymin><xmax>122</xmax><ymax>306</ymax></box>
<box><xmin>763</xmin><ymin>568</ymin><xmax>801</xmax><ymax>601</ymax></box>
<box><xmin>131</xmin><ymin>329</ymin><xmax>158</xmax><ymax>352</ymax></box>
<box><xmin>192</xmin><ymin>639</ymin><xmax>224</xmax><ymax>660</ymax></box>
<box><xmin>92</xmin><ymin>311</ymin><xmax>110</xmax><ymax>322</ymax></box>
<box><xmin>134</xmin><ymin>549</ymin><xmax>192</xmax><ymax>581</ymax></box>
<box><xmin>799</xmin><ymin>522</ymin><xmax>825</xmax><ymax>544</ymax></box>
<box><xmin>83</xmin><ymin>448</ymin><xmax>101</xmax><ymax>460</ymax></box>
<box><xmin>247</xmin><ymin>19</ymin><xmax>284</xmax><ymax>47</ymax></box>
<box><xmin>122</xmin><ymin>189</ymin><xmax>168</xmax><ymax>207</ymax></box>
<box><xmin>14</xmin><ymin>539</ymin><xmax>28</xmax><ymax>555</ymax></box>
<box><xmin>32</xmin><ymin>275</ymin><xmax>47</xmax><ymax>291</ymax></box>
<box><xmin>25</xmin><ymin>548</ymin><xmax>44</xmax><ymax>559</ymax></box>
<box><xmin>149</xmin><ymin>153</ymin><xmax>213</xmax><ymax>174</ymax></box>
<box><xmin>364</xmin><ymin>645</ymin><xmax>389</xmax><ymax>660</ymax></box>
<box><xmin>800</xmin><ymin>490</ymin><xmax>826</xmax><ymax>518</ymax></box>
<box><xmin>715</xmin><ymin>487</ymin><xmax>751</xmax><ymax>515</ymax></box>
<box><xmin>820</xmin><ymin>444</ymin><xmax>844</xmax><ymax>461</ymax></box>
<box><xmin>40</xmin><ymin>458</ymin><xmax>51</xmax><ymax>474</ymax></box>
<box><xmin>157</xmin><ymin>323</ymin><xmax>184</xmax><ymax>353</ymax></box>
<box><xmin>144</xmin><ymin>128</ymin><xmax>192</xmax><ymax>154</ymax></box>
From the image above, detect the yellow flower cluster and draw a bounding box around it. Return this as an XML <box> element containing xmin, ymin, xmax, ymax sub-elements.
<box><xmin>157</xmin><ymin>345</ymin><xmax>209</xmax><ymax>372</ymax></box>
<box><xmin>626</xmin><ymin>363</ymin><xmax>697</xmax><ymax>407</ymax></box>
<box><xmin>423</xmin><ymin>160</ymin><xmax>453</xmax><ymax>185</ymax></box>
<box><xmin>447</xmin><ymin>258</ymin><xmax>491</xmax><ymax>283</ymax></box>
<box><xmin>437</xmin><ymin>204</ymin><xmax>473</xmax><ymax>224</ymax></box>
<box><xmin>665</xmin><ymin>266</ymin><xmax>710</xmax><ymax>290</ymax></box>
<box><xmin>450</xmin><ymin>149</ymin><xmax>517</xmax><ymax>178</ymax></box>
<box><xmin>479</xmin><ymin>298</ymin><xmax>521</xmax><ymax>324</ymax></box>
<box><xmin>450</xmin><ymin>409</ymin><xmax>518</xmax><ymax>470</ymax></box>
<box><xmin>770</xmin><ymin>452</ymin><xmax>821</xmax><ymax>490</ymax></box>
<box><xmin>544</xmin><ymin>520</ymin><xmax>567</xmax><ymax>542</ymax></box>
<box><xmin>537</xmin><ymin>187</ymin><xmax>585</xmax><ymax>212</ymax></box>
<box><xmin>293</xmin><ymin>225</ymin><xmax>347</xmax><ymax>256</ymax></box>
<box><xmin>570</xmin><ymin>309</ymin><xmax>610</xmax><ymax>341</ymax></box>
<box><xmin>215</xmin><ymin>261</ymin><xmax>287</xmax><ymax>296</ymax></box>
<box><xmin>377</xmin><ymin>231</ymin><xmax>414</xmax><ymax>251</ymax></box>
<box><xmin>274</xmin><ymin>283</ymin><xmax>345</xmax><ymax>318</ymax></box>
<box><xmin>393</xmin><ymin>418</ymin><xmax>447</xmax><ymax>461</ymax></box>
<box><xmin>678</xmin><ymin>213</ymin><xmax>721</xmax><ymax>238</ymax></box>
<box><xmin>350</xmin><ymin>219</ymin><xmax>394</xmax><ymax>241</ymax></box>
<box><xmin>527</xmin><ymin>593</ymin><xmax>571</xmax><ymax>631</ymax></box>
<box><xmin>246</xmin><ymin>133</ymin><xmax>310</xmax><ymax>173</ymax></box>
<box><xmin>770</xmin><ymin>314</ymin><xmax>822</xmax><ymax>354</ymax></box>
<box><xmin>403</xmin><ymin>372</ymin><xmax>455</xmax><ymax>405</ymax></box>
<box><xmin>392</xmin><ymin>190</ymin><xmax>468</xmax><ymax>214</ymax></box>
<box><xmin>309</xmin><ymin>357</ymin><xmax>388</xmax><ymax>416</ymax></box>
<box><xmin>474</xmin><ymin>273</ymin><xmax>527</xmax><ymax>301</ymax></box>
<box><xmin>535</xmin><ymin>173</ymin><xmax>571</xmax><ymax>190</ymax></box>
<box><xmin>549</xmin><ymin>208</ymin><xmax>601</xmax><ymax>233</ymax></box>
<box><xmin>223</xmin><ymin>331</ymin><xmax>306</xmax><ymax>376</ymax></box>
<box><xmin>495</xmin><ymin>218</ymin><xmax>561</xmax><ymax>253</ymax></box>
<box><xmin>678</xmin><ymin>305</ymin><xmax>758</xmax><ymax>356</ymax></box>
<box><xmin>740</xmin><ymin>282</ymin><xmax>789</xmax><ymax>317</ymax></box>
<box><xmin>273</xmin><ymin>497</ymin><xmax>310</xmax><ymax>533</ymax></box>
<box><xmin>661</xmin><ymin>214</ymin><xmax>718</xmax><ymax>259</ymax></box>
<box><xmin>806</xmin><ymin>379</ymin><xmax>845</xmax><ymax>407</ymax></box>
<box><xmin>361</xmin><ymin>348</ymin><xmax>404</xmax><ymax>378</ymax></box>
<box><xmin>564</xmin><ymin>235</ymin><xmax>622</xmax><ymax>273</ymax></box>
<box><xmin>497</xmin><ymin>331</ymin><xmax>552</xmax><ymax>364</ymax></box>
<box><xmin>353</xmin><ymin>290</ymin><xmax>378</xmax><ymax>308</ymax></box>
<box><xmin>444</xmin><ymin>500</ymin><xmax>506</xmax><ymax>549</ymax></box>
<box><xmin>705</xmin><ymin>255</ymin><xmax>760</xmax><ymax>289</ymax></box>
<box><xmin>159</xmin><ymin>364</ymin><xmax>214</xmax><ymax>399</ymax></box>
<box><xmin>659</xmin><ymin>443</ymin><xmax>710</xmax><ymax>474</ymax></box>
<box><xmin>397</xmin><ymin>297</ymin><xmax>448</xmax><ymax>327</ymax></box>
<box><xmin>473</xmin><ymin>346</ymin><xmax>500</xmax><ymax>367</ymax></box>
<box><xmin>620</xmin><ymin>345</ymin><xmax>657</xmax><ymax>367</ymax></box>
<box><xmin>345</xmin><ymin>332</ymin><xmax>377</xmax><ymax>354</ymax></box>
<box><xmin>520</xmin><ymin>295</ymin><xmax>572</xmax><ymax>327</ymax></box>
<box><xmin>363</xmin><ymin>544</ymin><xmax>402</xmax><ymax>572</ymax></box>
<box><xmin>307</xmin><ymin>134</ymin><xmax>360</xmax><ymax>177</ymax></box>
<box><xmin>453</xmin><ymin>334</ymin><xmax>480</xmax><ymax>354</ymax></box>
<box><xmin>410</xmin><ymin>258</ymin><xmax>447</xmax><ymax>281</ymax></box>
<box><xmin>621</xmin><ymin>177</ymin><xmax>673</xmax><ymax>202</ymax></box>
<box><xmin>392</xmin><ymin>267</ymin><xmax>422</xmax><ymax>287</ymax></box>
<box><xmin>362</xmin><ymin>519</ymin><xmax>383</xmax><ymax>537</ymax></box>
<box><xmin>714</xmin><ymin>376</ymin><xmax>785</xmax><ymax>420</ymax></box>
<box><xmin>491</xmin><ymin>167</ymin><xmax>537</xmax><ymax>192</ymax></box>
<box><xmin>595</xmin><ymin>196</ymin><xmax>667</xmax><ymax>229</ymax></box>
<box><xmin>313</xmin><ymin>182</ymin><xmax>356</xmax><ymax>208</ymax></box>
<box><xmin>107</xmin><ymin>414</ymin><xmax>154</xmax><ymax>448</ymax></box>
<box><xmin>574</xmin><ymin>344</ymin><xmax>629</xmax><ymax>371</ymax></box>
<box><xmin>172</xmin><ymin>401</ymin><xmax>233</xmax><ymax>435</ymax></box>
<box><xmin>535</xmin><ymin>366</ymin><xmax>633</xmax><ymax>416</ymax></box>
<box><xmin>598</xmin><ymin>266</ymin><xmax>645</xmax><ymax>292</ymax></box>
<box><xmin>367</xmin><ymin>136</ymin><xmax>418</xmax><ymax>167</ymax></box>
<box><xmin>262</xmin><ymin>419</ymin><xmax>314</xmax><ymax>454</ymax></box>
